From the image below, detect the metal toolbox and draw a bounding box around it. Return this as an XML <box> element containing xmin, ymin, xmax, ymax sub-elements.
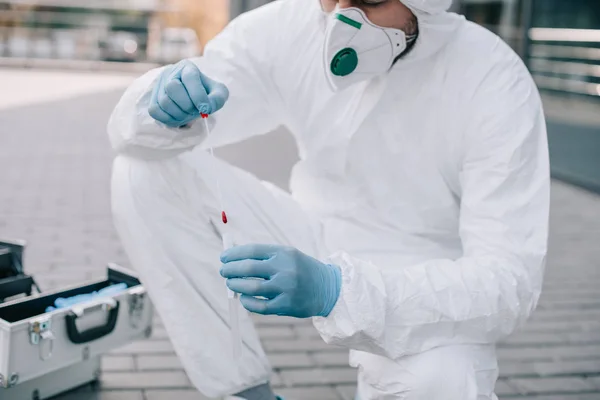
<box><xmin>0</xmin><ymin>357</ymin><xmax>100</xmax><ymax>400</ymax></box>
<box><xmin>0</xmin><ymin>264</ymin><xmax>153</xmax><ymax>399</ymax></box>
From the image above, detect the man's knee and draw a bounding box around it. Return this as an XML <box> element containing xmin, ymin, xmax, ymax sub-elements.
<box><xmin>406</xmin><ymin>346</ymin><xmax>498</xmax><ymax>400</ymax></box>
<box><xmin>357</xmin><ymin>345</ymin><xmax>498</xmax><ymax>399</ymax></box>
<box><xmin>407</xmin><ymin>354</ymin><xmax>475</xmax><ymax>399</ymax></box>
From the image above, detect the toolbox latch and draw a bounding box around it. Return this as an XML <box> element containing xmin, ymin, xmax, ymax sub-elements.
<box><xmin>29</xmin><ymin>317</ymin><xmax>55</xmax><ymax>361</ymax></box>
<box><xmin>129</xmin><ymin>286</ymin><xmax>147</xmax><ymax>329</ymax></box>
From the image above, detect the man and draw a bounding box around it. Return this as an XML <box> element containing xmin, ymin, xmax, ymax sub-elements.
<box><xmin>108</xmin><ymin>0</ymin><xmax>549</xmax><ymax>399</ymax></box>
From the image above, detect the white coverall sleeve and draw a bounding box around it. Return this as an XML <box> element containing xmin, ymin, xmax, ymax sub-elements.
<box><xmin>313</xmin><ymin>63</ymin><xmax>550</xmax><ymax>359</ymax></box>
<box><xmin>107</xmin><ymin>5</ymin><xmax>286</xmax><ymax>159</ymax></box>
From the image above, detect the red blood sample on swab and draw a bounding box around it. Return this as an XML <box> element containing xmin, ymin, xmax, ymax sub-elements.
<box><xmin>222</xmin><ymin>211</ymin><xmax>228</xmax><ymax>224</ymax></box>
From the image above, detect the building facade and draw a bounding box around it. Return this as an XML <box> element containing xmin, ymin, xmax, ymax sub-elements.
<box><xmin>457</xmin><ymin>0</ymin><xmax>600</xmax><ymax>192</ymax></box>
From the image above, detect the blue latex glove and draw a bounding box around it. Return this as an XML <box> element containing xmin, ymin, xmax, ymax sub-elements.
<box><xmin>149</xmin><ymin>59</ymin><xmax>229</xmax><ymax>128</ymax></box>
<box><xmin>220</xmin><ymin>244</ymin><xmax>341</xmax><ymax>318</ymax></box>
<box><xmin>45</xmin><ymin>283</ymin><xmax>128</xmax><ymax>313</ymax></box>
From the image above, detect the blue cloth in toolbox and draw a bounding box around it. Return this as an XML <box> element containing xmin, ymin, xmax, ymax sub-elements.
<box><xmin>45</xmin><ymin>283</ymin><xmax>128</xmax><ymax>313</ymax></box>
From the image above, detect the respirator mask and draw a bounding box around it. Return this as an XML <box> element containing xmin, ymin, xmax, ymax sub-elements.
<box><xmin>323</xmin><ymin>7</ymin><xmax>417</xmax><ymax>91</ymax></box>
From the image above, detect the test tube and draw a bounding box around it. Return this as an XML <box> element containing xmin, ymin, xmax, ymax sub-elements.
<box><xmin>223</xmin><ymin>232</ymin><xmax>242</xmax><ymax>358</ymax></box>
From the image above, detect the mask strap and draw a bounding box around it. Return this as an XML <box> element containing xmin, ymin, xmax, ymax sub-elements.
<box><xmin>393</xmin><ymin>29</ymin><xmax>419</xmax><ymax>65</ymax></box>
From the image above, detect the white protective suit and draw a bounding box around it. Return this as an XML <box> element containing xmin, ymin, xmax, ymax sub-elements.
<box><xmin>108</xmin><ymin>0</ymin><xmax>550</xmax><ymax>398</ymax></box>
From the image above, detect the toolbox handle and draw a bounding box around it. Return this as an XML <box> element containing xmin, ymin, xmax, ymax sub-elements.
<box><xmin>65</xmin><ymin>299</ymin><xmax>120</xmax><ymax>344</ymax></box>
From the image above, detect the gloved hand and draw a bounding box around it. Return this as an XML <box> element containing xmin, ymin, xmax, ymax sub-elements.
<box><xmin>220</xmin><ymin>244</ymin><xmax>341</xmax><ymax>318</ymax></box>
<box><xmin>149</xmin><ymin>59</ymin><xmax>229</xmax><ymax>127</ymax></box>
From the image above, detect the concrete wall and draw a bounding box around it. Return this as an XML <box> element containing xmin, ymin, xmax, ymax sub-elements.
<box><xmin>230</xmin><ymin>0</ymin><xmax>274</xmax><ymax>19</ymax></box>
<box><xmin>165</xmin><ymin>0</ymin><xmax>229</xmax><ymax>46</ymax></box>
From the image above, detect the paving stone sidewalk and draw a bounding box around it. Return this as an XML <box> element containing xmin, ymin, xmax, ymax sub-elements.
<box><xmin>1</xmin><ymin>84</ymin><xmax>599</xmax><ymax>400</ymax></box>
